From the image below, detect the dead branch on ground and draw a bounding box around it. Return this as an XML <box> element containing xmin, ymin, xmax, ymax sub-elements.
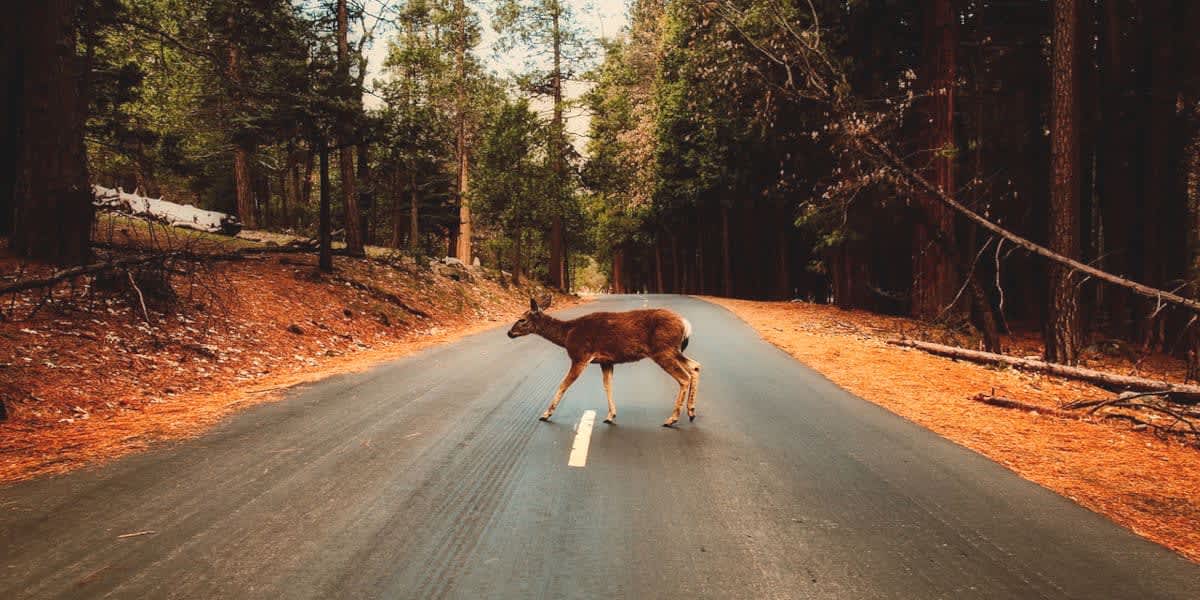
<box><xmin>891</xmin><ymin>339</ymin><xmax>1200</xmax><ymax>402</ymax></box>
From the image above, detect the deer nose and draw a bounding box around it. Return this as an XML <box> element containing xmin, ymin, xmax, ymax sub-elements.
<box><xmin>507</xmin><ymin>330</ymin><xmax>517</xmax><ymax>338</ymax></box>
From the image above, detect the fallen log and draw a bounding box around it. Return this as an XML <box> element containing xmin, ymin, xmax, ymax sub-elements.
<box><xmin>888</xmin><ymin>339</ymin><xmax>1200</xmax><ymax>402</ymax></box>
<box><xmin>971</xmin><ymin>394</ymin><xmax>1078</xmax><ymax>419</ymax></box>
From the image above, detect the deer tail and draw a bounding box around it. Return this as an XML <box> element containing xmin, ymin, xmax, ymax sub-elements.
<box><xmin>680</xmin><ymin>317</ymin><xmax>692</xmax><ymax>351</ymax></box>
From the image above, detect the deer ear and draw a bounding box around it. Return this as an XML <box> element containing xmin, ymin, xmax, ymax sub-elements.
<box><xmin>530</xmin><ymin>297</ymin><xmax>539</xmax><ymax>312</ymax></box>
<box><xmin>539</xmin><ymin>294</ymin><xmax>553</xmax><ymax>309</ymax></box>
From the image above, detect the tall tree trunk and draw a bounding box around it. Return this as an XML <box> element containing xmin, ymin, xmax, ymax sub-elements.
<box><xmin>1137</xmin><ymin>0</ymin><xmax>1174</xmax><ymax>350</ymax></box>
<box><xmin>547</xmin><ymin>2</ymin><xmax>566</xmax><ymax>289</ymax></box>
<box><xmin>1182</xmin><ymin>3</ymin><xmax>1200</xmax><ymax>380</ymax></box>
<box><xmin>513</xmin><ymin>228</ymin><xmax>524</xmax><ymax>286</ymax></box>
<box><xmin>776</xmin><ymin>210</ymin><xmax>790</xmax><ymax>299</ymax></box>
<box><xmin>611</xmin><ymin>248</ymin><xmax>623</xmax><ymax>293</ymax></box>
<box><xmin>1046</xmin><ymin>0</ymin><xmax>1082</xmax><ymax>364</ymax></box>
<box><xmin>721</xmin><ymin>204</ymin><xmax>733</xmax><ymax>296</ymax></box>
<box><xmin>226</xmin><ymin>21</ymin><xmax>256</xmax><ymax>230</ymax></box>
<box><xmin>357</xmin><ymin>141</ymin><xmax>371</xmax><ymax>246</ymax></box>
<box><xmin>409</xmin><ymin>170</ymin><xmax>419</xmax><ymax>254</ymax></box>
<box><xmin>1098</xmin><ymin>0</ymin><xmax>1137</xmax><ymax>338</ymax></box>
<box><xmin>318</xmin><ymin>139</ymin><xmax>333</xmax><ymax>273</ymax></box>
<box><xmin>11</xmin><ymin>0</ymin><xmax>93</xmax><ymax>265</ymax></box>
<box><xmin>337</xmin><ymin>0</ymin><xmax>363</xmax><ymax>256</ymax></box>
<box><xmin>654</xmin><ymin>236</ymin><xmax>665</xmax><ymax>293</ymax></box>
<box><xmin>0</xmin><ymin>5</ymin><xmax>19</xmax><ymax>238</ymax></box>
<box><xmin>453</xmin><ymin>0</ymin><xmax>472</xmax><ymax>264</ymax></box>
<box><xmin>670</xmin><ymin>233</ymin><xmax>681</xmax><ymax>293</ymax></box>
<box><xmin>911</xmin><ymin>0</ymin><xmax>960</xmax><ymax>320</ymax></box>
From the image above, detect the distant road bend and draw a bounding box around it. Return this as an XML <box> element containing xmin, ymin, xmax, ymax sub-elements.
<box><xmin>2</xmin><ymin>295</ymin><xmax>1198</xmax><ymax>599</ymax></box>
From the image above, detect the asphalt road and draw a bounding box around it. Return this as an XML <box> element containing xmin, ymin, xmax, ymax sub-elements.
<box><xmin>2</xmin><ymin>295</ymin><xmax>1198</xmax><ymax>599</ymax></box>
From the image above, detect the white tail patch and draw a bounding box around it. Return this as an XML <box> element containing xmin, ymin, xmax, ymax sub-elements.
<box><xmin>681</xmin><ymin>317</ymin><xmax>693</xmax><ymax>340</ymax></box>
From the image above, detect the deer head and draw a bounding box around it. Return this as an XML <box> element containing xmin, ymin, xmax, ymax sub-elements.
<box><xmin>507</xmin><ymin>296</ymin><xmax>553</xmax><ymax>338</ymax></box>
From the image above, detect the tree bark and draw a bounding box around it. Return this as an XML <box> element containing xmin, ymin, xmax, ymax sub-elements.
<box><xmin>318</xmin><ymin>139</ymin><xmax>333</xmax><ymax>273</ymax></box>
<box><xmin>654</xmin><ymin>236</ymin><xmax>665</xmax><ymax>293</ymax></box>
<box><xmin>547</xmin><ymin>2</ymin><xmax>566</xmax><ymax>289</ymax></box>
<box><xmin>409</xmin><ymin>170</ymin><xmax>419</xmax><ymax>254</ymax></box>
<box><xmin>11</xmin><ymin>0</ymin><xmax>93</xmax><ymax>265</ymax></box>
<box><xmin>0</xmin><ymin>4</ymin><xmax>19</xmax><ymax>238</ymax></box>
<box><xmin>513</xmin><ymin>228</ymin><xmax>524</xmax><ymax>286</ymax></box>
<box><xmin>337</xmin><ymin>0</ymin><xmax>363</xmax><ymax>256</ymax></box>
<box><xmin>721</xmin><ymin>204</ymin><xmax>733</xmax><ymax>296</ymax></box>
<box><xmin>911</xmin><ymin>0</ymin><xmax>960</xmax><ymax>320</ymax></box>
<box><xmin>1046</xmin><ymin>0</ymin><xmax>1082</xmax><ymax>364</ymax></box>
<box><xmin>226</xmin><ymin>16</ymin><xmax>256</xmax><ymax>231</ymax></box>
<box><xmin>453</xmin><ymin>0</ymin><xmax>472</xmax><ymax>264</ymax></box>
<box><xmin>357</xmin><ymin>141</ymin><xmax>372</xmax><ymax>246</ymax></box>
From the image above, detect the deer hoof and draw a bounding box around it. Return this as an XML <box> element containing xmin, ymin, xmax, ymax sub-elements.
<box><xmin>662</xmin><ymin>420</ymin><xmax>677</xmax><ymax>428</ymax></box>
<box><xmin>539</xmin><ymin>414</ymin><xmax>551</xmax><ymax>422</ymax></box>
<box><xmin>603</xmin><ymin>417</ymin><xmax>615</xmax><ymax>424</ymax></box>
<box><xmin>689</xmin><ymin>414</ymin><xmax>695</xmax><ymax>422</ymax></box>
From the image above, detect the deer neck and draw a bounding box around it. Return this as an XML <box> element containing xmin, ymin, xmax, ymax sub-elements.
<box><xmin>534</xmin><ymin>314</ymin><xmax>571</xmax><ymax>347</ymax></box>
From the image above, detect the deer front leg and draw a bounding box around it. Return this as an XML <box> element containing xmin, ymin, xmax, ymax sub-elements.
<box><xmin>540</xmin><ymin>359</ymin><xmax>589</xmax><ymax>421</ymax></box>
<box><xmin>601</xmin><ymin>363</ymin><xmax>616</xmax><ymax>423</ymax></box>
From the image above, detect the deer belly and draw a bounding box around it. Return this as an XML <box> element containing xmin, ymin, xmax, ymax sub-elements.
<box><xmin>592</xmin><ymin>351</ymin><xmax>645</xmax><ymax>364</ymax></box>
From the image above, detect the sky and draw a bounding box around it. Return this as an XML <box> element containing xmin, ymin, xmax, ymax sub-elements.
<box><xmin>361</xmin><ymin>0</ymin><xmax>630</xmax><ymax>151</ymax></box>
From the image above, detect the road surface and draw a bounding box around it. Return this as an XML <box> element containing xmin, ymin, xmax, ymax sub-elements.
<box><xmin>2</xmin><ymin>295</ymin><xmax>1198</xmax><ymax>599</ymax></box>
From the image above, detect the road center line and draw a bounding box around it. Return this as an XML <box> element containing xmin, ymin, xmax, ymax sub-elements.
<box><xmin>567</xmin><ymin>410</ymin><xmax>597</xmax><ymax>468</ymax></box>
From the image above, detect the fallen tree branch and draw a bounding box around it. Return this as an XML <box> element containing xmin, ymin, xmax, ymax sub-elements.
<box><xmin>971</xmin><ymin>393</ymin><xmax>1078</xmax><ymax>419</ymax></box>
<box><xmin>889</xmin><ymin>339</ymin><xmax>1200</xmax><ymax>402</ymax></box>
<box><xmin>975</xmin><ymin>392</ymin><xmax>1200</xmax><ymax>446</ymax></box>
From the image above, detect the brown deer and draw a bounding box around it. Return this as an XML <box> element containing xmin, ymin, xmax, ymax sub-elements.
<box><xmin>507</xmin><ymin>297</ymin><xmax>701</xmax><ymax>427</ymax></box>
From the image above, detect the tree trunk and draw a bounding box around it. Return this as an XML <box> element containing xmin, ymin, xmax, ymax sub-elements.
<box><xmin>357</xmin><ymin>141</ymin><xmax>372</xmax><ymax>246</ymax></box>
<box><xmin>11</xmin><ymin>0</ymin><xmax>93</xmax><ymax>265</ymax></box>
<box><xmin>721</xmin><ymin>204</ymin><xmax>733</xmax><ymax>296</ymax></box>
<box><xmin>226</xmin><ymin>16</ymin><xmax>256</xmax><ymax>231</ymax></box>
<box><xmin>1182</xmin><ymin>3</ymin><xmax>1200</xmax><ymax>380</ymax></box>
<box><xmin>654</xmin><ymin>236</ymin><xmax>665</xmax><ymax>293</ymax></box>
<box><xmin>1046</xmin><ymin>0</ymin><xmax>1082</xmax><ymax>364</ymax></box>
<box><xmin>409</xmin><ymin>171</ymin><xmax>419</xmax><ymax>254</ymax></box>
<box><xmin>513</xmin><ymin>228</ymin><xmax>524</xmax><ymax>286</ymax></box>
<box><xmin>1098</xmin><ymin>0</ymin><xmax>1137</xmax><ymax>338</ymax></box>
<box><xmin>337</xmin><ymin>0</ymin><xmax>363</xmax><ymax>256</ymax></box>
<box><xmin>776</xmin><ymin>211</ymin><xmax>790</xmax><ymax>299</ymax></box>
<box><xmin>0</xmin><ymin>5</ymin><xmax>19</xmax><ymax>238</ymax></box>
<box><xmin>318</xmin><ymin>139</ymin><xmax>333</xmax><ymax>273</ymax></box>
<box><xmin>1137</xmin><ymin>0</ymin><xmax>1175</xmax><ymax>350</ymax></box>
<box><xmin>453</xmin><ymin>0</ymin><xmax>472</xmax><ymax>264</ymax></box>
<box><xmin>911</xmin><ymin>0</ymin><xmax>960</xmax><ymax>320</ymax></box>
<box><xmin>547</xmin><ymin>3</ymin><xmax>566</xmax><ymax>290</ymax></box>
<box><xmin>611</xmin><ymin>248</ymin><xmax>623</xmax><ymax>293</ymax></box>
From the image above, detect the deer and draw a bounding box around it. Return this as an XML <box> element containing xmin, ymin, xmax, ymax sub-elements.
<box><xmin>507</xmin><ymin>297</ymin><xmax>702</xmax><ymax>427</ymax></box>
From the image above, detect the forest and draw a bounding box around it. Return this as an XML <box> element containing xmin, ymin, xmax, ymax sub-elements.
<box><xmin>3</xmin><ymin>0</ymin><xmax>1200</xmax><ymax>373</ymax></box>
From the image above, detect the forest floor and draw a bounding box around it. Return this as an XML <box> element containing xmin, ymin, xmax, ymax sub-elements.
<box><xmin>706</xmin><ymin>297</ymin><xmax>1200</xmax><ymax>564</ymax></box>
<box><xmin>0</xmin><ymin>218</ymin><xmax>579</xmax><ymax>483</ymax></box>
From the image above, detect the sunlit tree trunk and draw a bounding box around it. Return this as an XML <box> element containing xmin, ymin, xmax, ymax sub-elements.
<box><xmin>453</xmin><ymin>0</ymin><xmax>472</xmax><ymax>264</ymax></box>
<box><xmin>547</xmin><ymin>2</ymin><xmax>566</xmax><ymax>289</ymax></box>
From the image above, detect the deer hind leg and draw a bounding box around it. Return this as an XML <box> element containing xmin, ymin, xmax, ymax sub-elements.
<box><xmin>540</xmin><ymin>359</ymin><xmax>589</xmax><ymax>421</ymax></box>
<box><xmin>601</xmin><ymin>363</ymin><xmax>617</xmax><ymax>424</ymax></box>
<box><xmin>679</xmin><ymin>353</ymin><xmax>702</xmax><ymax>421</ymax></box>
<box><xmin>653</xmin><ymin>354</ymin><xmax>692</xmax><ymax>427</ymax></box>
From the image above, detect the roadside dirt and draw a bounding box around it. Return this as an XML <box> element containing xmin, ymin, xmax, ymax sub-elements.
<box><xmin>0</xmin><ymin>240</ymin><xmax>580</xmax><ymax>483</ymax></box>
<box><xmin>705</xmin><ymin>297</ymin><xmax>1200</xmax><ymax>564</ymax></box>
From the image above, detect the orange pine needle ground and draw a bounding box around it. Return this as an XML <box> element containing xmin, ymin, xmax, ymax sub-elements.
<box><xmin>0</xmin><ymin>251</ymin><xmax>581</xmax><ymax>483</ymax></box>
<box><xmin>704</xmin><ymin>296</ymin><xmax>1200</xmax><ymax>564</ymax></box>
